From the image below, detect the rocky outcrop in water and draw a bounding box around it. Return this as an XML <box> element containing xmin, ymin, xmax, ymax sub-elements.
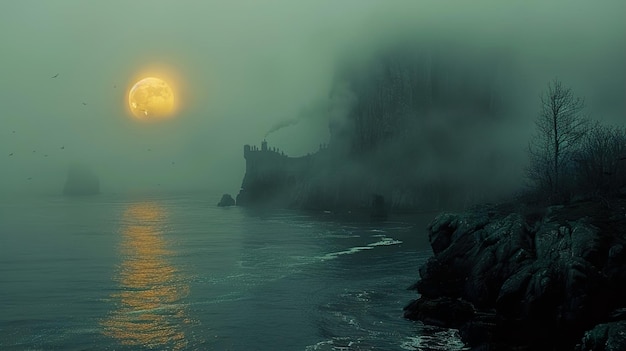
<box><xmin>578</xmin><ymin>319</ymin><xmax>626</xmax><ymax>351</ymax></box>
<box><xmin>404</xmin><ymin>199</ymin><xmax>626</xmax><ymax>350</ymax></box>
<box><xmin>217</xmin><ymin>194</ymin><xmax>235</xmax><ymax>207</ymax></box>
<box><xmin>63</xmin><ymin>163</ymin><xmax>99</xmax><ymax>196</ymax></box>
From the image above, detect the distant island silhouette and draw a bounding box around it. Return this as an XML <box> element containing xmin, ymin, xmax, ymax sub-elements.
<box><xmin>63</xmin><ymin>163</ymin><xmax>100</xmax><ymax>196</ymax></box>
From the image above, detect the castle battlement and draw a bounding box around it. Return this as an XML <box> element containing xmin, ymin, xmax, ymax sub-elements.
<box><xmin>244</xmin><ymin>140</ymin><xmax>288</xmax><ymax>159</ymax></box>
<box><xmin>237</xmin><ymin>140</ymin><xmax>326</xmax><ymax>206</ymax></box>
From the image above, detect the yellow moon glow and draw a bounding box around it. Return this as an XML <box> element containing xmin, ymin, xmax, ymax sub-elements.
<box><xmin>128</xmin><ymin>77</ymin><xmax>175</xmax><ymax>119</ymax></box>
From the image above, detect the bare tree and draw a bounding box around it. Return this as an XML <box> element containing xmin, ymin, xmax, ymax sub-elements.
<box><xmin>575</xmin><ymin>123</ymin><xmax>626</xmax><ymax>197</ymax></box>
<box><xmin>527</xmin><ymin>78</ymin><xmax>588</xmax><ymax>200</ymax></box>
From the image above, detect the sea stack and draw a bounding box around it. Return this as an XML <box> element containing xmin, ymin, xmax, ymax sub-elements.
<box><xmin>217</xmin><ymin>194</ymin><xmax>236</xmax><ymax>207</ymax></box>
<box><xmin>63</xmin><ymin>163</ymin><xmax>100</xmax><ymax>196</ymax></box>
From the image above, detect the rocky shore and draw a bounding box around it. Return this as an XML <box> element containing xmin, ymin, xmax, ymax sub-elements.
<box><xmin>404</xmin><ymin>199</ymin><xmax>626</xmax><ymax>350</ymax></box>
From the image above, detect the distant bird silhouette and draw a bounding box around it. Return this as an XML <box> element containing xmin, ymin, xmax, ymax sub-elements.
<box><xmin>60</xmin><ymin>146</ymin><xmax>65</xmax><ymax>150</ymax></box>
<box><xmin>8</xmin><ymin>153</ymin><xmax>13</xmax><ymax>156</ymax></box>
<box><xmin>32</xmin><ymin>150</ymin><xmax>36</xmax><ymax>153</ymax></box>
<box><xmin>147</xmin><ymin>148</ymin><xmax>151</xmax><ymax>151</ymax></box>
<box><xmin>82</xmin><ymin>102</ymin><xmax>87</xmax><ymax>106</ymax></box>
<box><xmin>171</xmin><ymin>161</ymin><xmax>175</xmax><ymax>165</ymax></box>
<box><xmin>27</xmin><ymin>177</ymin><xmax>32</xmax><ymax>180</ymax></box>
<box><xmin>113</xmin><ymin>85</ymin><xmax>116</xmax><ymax>89</ymax></box>
<box><xmin>12</xmin><ymin>130</ymin><xmax>15</xmax><ymax>133</ymax></box>
<box><xmin>44</xmin><ymin>154</ymin><xmax>48</xmax><ymax>157</ymax></box>
<box><xmin>51</xmin><ymin>73</ymin><xmax>59</xmax><ymax>78</ymax></box>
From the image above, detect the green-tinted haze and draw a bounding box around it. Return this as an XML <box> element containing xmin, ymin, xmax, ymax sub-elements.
<box><xmin>1</xmin><ymin>0</ymin><xmax>624</xmax><ymax>195</ymax></box>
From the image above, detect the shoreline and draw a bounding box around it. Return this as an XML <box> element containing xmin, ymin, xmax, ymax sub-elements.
<box><xmin>403</xmin><ymin>198</ymin><xmax>626</xmax><ymax>350</ymax></box>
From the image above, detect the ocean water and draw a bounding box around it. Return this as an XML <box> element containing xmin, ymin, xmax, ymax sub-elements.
<box><xmin>0</xmin><ymin>193</ymin><xmax>466</xmax><ymax>350</ymax></box>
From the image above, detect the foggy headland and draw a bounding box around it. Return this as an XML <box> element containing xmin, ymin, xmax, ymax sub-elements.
<box><xmin>1</xmin><ymin>1</ymin><xmax>625</xmax><ymax>351</ymax></box>
<box><xmin>1</xmin><ymin>1</ymin><xmax>623</xmax><ymax>199</ymax></box>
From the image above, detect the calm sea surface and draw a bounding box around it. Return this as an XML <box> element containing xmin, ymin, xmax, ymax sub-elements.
<box><xmin>0</xmin><ymin>193</ymin><xmax>465</xmax><ymax>350</ymax></box>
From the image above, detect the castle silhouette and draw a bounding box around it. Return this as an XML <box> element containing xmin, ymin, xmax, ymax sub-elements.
<box><xmin>236</xmin><ymin>140</ymin><xmax>329</xmax><ymax>207</ymax></box>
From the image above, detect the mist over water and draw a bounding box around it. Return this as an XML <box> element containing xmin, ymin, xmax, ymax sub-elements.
<box><xmin>0</xmin><ymin>2</ymin><xmax>624</xmax><ymax>350</ymax></box>
<box><xmin>0</xmin><ymin>1</ymin><xmax>623</xmax><ymax>197</ymax></box>
<box><xmin>0</xmin><ymin>193</ymin><xmax>453</xmax><ymax>350</ymax></box>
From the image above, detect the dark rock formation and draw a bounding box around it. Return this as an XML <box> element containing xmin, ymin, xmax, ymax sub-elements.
<box><xmin>235</xmin><ymin>141</ymin><xmax>337</xmax><ymax>209</ymax></box>
<box><xmin>370</xmin><ymin>194</ymin><xmax>388</xmax><ymax>220</ymax></box>
<box><xmin>404</xmin><ymin>199</ymin><xmax>626</xmax><ymax>350</ymax></box>
<box><xmin>403</xmin><ymin>296</ymin><xmax>475</xmax><ymax>328</ymax></box>
<box><xmin>577</xmin><ymin>320</ymin><xmax>626</xmax><ymax>351</ymax></box>
<box><xmin>217</xmin><ymin>194</ymin><xmax>235</xmax><ymax>207</ymax></box>
<box><xmin>235</xmin><ymin>45</ymin><xmax>518</xmax><ymax>212</ymax></box>
<box><xmin>63</xmin><ymin>163</ymin><xmax>99</xmax><ymax>196</ymax></box>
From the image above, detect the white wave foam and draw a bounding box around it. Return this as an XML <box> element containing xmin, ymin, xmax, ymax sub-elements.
<box><xmin>318</xmin><ymin>236</ymin><xmax>403</xmax><ymax>261</ymax></box>
<box><xmin>367</xmin><ymin>237</ymin><xmax>403</xmax><ymax>247</ymax></box>
<box><xmin>305</xmin><ymin>337</ymin><xmax>372</xmax><ymax>351</ymax></box>
<box><xmin>400</xmin><ymin>329</ymin><xmax>468</xmax><ymax>350</ymax></box>
<box><xmin>319</xmin><ymin>246</ymin><xmax>375</xmax><ymax>260</ymax></box>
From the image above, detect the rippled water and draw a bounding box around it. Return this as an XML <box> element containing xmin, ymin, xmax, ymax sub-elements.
<box><xmin>0</xmin><ymin>193</ymin><xmax>466</xmax><ymax>350</ymax></box>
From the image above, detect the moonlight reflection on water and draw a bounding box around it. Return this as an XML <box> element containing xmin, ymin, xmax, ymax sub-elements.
<box><xmin>100</xmin><ymin>202</ymin><xmax>192</xmax><ymax>350</ymax></box>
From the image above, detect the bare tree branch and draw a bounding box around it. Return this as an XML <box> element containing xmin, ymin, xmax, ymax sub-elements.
<box><xmin>527</xmin><ymin>78</ymin><xmax>589</xmax><ymax>200</ymax></box>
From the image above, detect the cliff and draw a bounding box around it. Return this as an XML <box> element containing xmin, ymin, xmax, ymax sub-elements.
<box><xmin>235</xmin><ymin>140</ymin><xmax>335</xmax><ymax>209</ymax></box>
<box><xmin>235</xmin><ymin>46</ymin><xmax>516</xmax><ymax>212</ymax></box>
<box><xmin>404</xmin><ymin>198</ymin><xmax>626</xmax><ymax>350</ymax></box>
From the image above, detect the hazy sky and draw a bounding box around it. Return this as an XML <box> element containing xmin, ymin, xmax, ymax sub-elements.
<box><xmin>1</xmin><ymin>1</ymin><xmax>624</xmax><ymax>195</ymax></box>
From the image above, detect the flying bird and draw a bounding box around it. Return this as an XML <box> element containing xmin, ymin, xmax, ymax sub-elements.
<box><xmin>27</xmin><ymin>177</ymin><xmax>32</xmax><ymax>180</ymax></box>
<box><xmin>60</xmin><ymin>146</ymin><xmax>65</xmax><ymax>150</ymax></box>
<box><xmin>82</xmin><ymin>102</ymin><xmax>87</xmax><ymax>106</ymax></box>
<box><xmin>51</xmin><ymin>73</ymin><xmax>59</xmax><ymax>78</ymax></box>
<box><xmin>8</xmin><ymin>153</ymin><xmax>13</xmax><ymax>156</ymax></box>
<box><xmin>44</xmin><ymin>154</ymin><xmax>48</xmax><ymax>157</ymax></box>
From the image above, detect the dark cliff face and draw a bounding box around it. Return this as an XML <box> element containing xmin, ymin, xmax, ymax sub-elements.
<box><xmin>329</xmin><ymin>47</ymin><xmax>506</xmax><ymax>158</ymax></box>
<box><xmin>236</xmin><ymin>144</ymin><xmax>336</xmax><ymax>209</ymax></box>
<box><xmin>404</xmin><ymin>199</ymin><xmax>626</xmax><ymax>350</ymax></box>
<box><xmin>237</xmin><ymin>46</ymin><xmax>519</xmax><ymax>211</ymax></box>
<box><xmin>328</xmin><ymin>47</ymin><xmax>516</xmax><ymax>210</ymax></box>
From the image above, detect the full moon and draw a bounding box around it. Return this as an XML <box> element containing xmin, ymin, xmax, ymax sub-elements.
<box><xmin>128</xmin><ymin>77</ymin><xmax>175</xmax><ymax>119</ymax></box>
